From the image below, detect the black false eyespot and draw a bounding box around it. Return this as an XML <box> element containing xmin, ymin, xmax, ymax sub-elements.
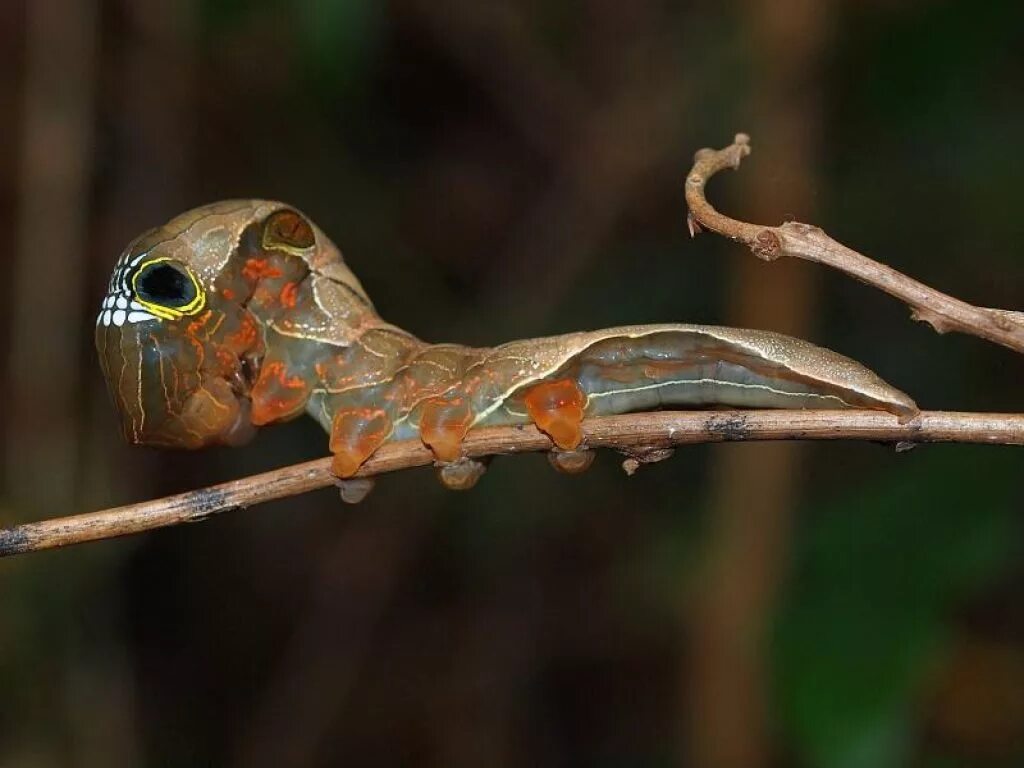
<box><xmin>135</xmin><ymin>261</ymin><xmax>197</xmax><ymax>308</ymax></box>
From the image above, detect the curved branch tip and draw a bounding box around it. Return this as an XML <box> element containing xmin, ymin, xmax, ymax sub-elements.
<box><xmin>685</xmin><ymin>133</ymin><xmax>1024</xmax><ymax>354</ymax></box>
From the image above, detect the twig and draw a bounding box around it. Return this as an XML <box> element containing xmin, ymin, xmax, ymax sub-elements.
<box><xmin>685</xmin><ymin>133</ymin><xmax>1024</xmax><ymax>354</ymax></box>
<box><xmin>2</xmin><ymin>409</ymin><xmax>1022</xmax><ymax>558</ymax></box>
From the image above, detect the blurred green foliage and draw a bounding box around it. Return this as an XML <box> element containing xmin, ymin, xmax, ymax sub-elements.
<box><xmin>200</xmin><ymin>0</ymin><xmax>383</xmax><ymax>97</ymax></box>
<box><xmin>776</xmin><ymin>448</ymin><xmax>1023</xmax><ymax>768</ymax></box>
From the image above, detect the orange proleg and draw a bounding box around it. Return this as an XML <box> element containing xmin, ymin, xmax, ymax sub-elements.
<box><xmin>329</xmin><ymin>407</ymin><xmax>392</xmax><ymax>478</ymax></box>
<box><xmin>419</xmin><ymin>396</ymin><xmax>474</xmax><ymax>463</ymax></box>
<box><xmin>523</xmin><ymin>378</ymin><xmax>587</xmax><ymax>450</ymax></box>
<box><xmin>250</xmin><ymin>357</ymin><xmax>312</xmax><ymax>425</ymax></box>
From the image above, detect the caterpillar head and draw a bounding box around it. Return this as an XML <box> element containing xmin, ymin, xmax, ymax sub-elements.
<box><xmin>95</xmin><ymin>200</ymin><xmax>370</xmax><ymax>448</ymax></box>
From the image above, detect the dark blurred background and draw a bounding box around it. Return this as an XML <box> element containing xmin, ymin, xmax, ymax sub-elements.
<box><xmin>2</xmin><ymin>1</ymin><xmax>1024</xmax><ymax>766</ymax></box>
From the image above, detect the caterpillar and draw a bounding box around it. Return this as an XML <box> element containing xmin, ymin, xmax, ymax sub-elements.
<box><xmin>96</xmin><ymin>201</ymin><xmax>917</xmax><ymax>496</ymax></box>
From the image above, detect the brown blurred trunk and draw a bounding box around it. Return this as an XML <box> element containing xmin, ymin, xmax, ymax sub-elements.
<box><xmin>687</xmin><ymin>2</ymin><xmax>834</xmax><ymax>767</ymax></box>
<box><xmin>6</xmin><ymin>0</ymin><xmax>97</xmax><ymax>515</ymax></box>
<box><xmin>2</xmin><ymin>2</ymin><xmax>195</xmax><ymax>767</ymax></box>
<box><xmin>3</xmin><ymin>3</ymin><xmax>115</xmax><ymax>767</ymax></box>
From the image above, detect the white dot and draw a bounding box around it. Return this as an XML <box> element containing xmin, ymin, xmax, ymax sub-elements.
<box><xmin>129</xmin><ymin>300</ymin><xmax>145</xmax><ymax>311</ymax></box>
<box><xmin>102</xmin><ymin>309</ymin><xmax>112</xmax><ymax>325</ymax></box>
<box><xmin>116</xmin><ymin>296</ymin><xmax>128</xmax><ymax>310</ymax></box>
<box><xmin>112</xmin><ymin>309</ymin><xmax>126</xmax><ymax>326</ymax></box>
<box><xmin>127</xmin><ymin>311</ymin><xmax>155</xmax><ymax>323</ymax></box>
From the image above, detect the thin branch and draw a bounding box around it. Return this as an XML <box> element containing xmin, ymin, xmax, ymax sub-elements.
<box><xmin>685</xmin><ymin>133</ymin><xmax>1024</xmax><ymax>354</ymax></box>
<box><xmin>2</xmin><ymin>409</ymin><xmax>1023</xmax><ymax>558</ymax></box>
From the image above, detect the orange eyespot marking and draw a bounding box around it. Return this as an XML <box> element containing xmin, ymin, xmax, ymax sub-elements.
<box><xmin>250</xmin><ymin>359</ymin><xmax>311</xmax><ymax>425</ymax></box>
<box><xmin>280</xmin><ymin>281</ymin><xmax>299</xmax><ymax>308</ymax></box>
<box><xmin>330</xmin><ymin>408</ymin><xmax>392</xmax><ymax>478</ymax></box>
<box><xmin>419</xmin><ymin>396</ymin><xmax>474</xmax><ymax>463</ymax></box>
<box><xmin>523</xmin><ymin>378</ymin><xmax>587</xmax><ymax>450</ymax></box>
<box><xmin>221</xmin><ymin>287</ymin><xmax>236</xmax><ymax>301</ymax></box>
<box><xmin>242</xmin><ymin>258</ymin><xmax>284</xmax><ymax>283</ymax></box>
<box><xmin>263</xmin><ymin>210</ymin><xmax>315</xmax><ymax>252</ymax></box>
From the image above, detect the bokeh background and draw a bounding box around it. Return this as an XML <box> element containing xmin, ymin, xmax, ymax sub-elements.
<box><xmin>2</xmin><ymin>1</ymin><xmax>1024</xmax><ymax>766</ymax></box>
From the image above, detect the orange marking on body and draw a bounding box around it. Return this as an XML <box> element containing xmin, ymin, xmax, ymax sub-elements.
<box><xmin>523</xmin><ymin>378</ymin><xmax>587</xmax><ymax>450</ymax></box>
<box><xmin>279</xmin><ymin>281</ymin><xmax>299</xmax><ymax>308</ymax></box>
<box><xmin>313</xmin><ymin>361</ymin><xmax>328</xmax><ymax>384</ymax></box>
<box><xmin>330</xmin><ymin>408</ymin><xmax>392</xmax><ymax>477</ymax></box>
<box><xmin>242</xmin><ymin>258</ymin><xmax>283</xmax><ymax>282</ymax></box>
<box><xmin>419</xmin><ymin>396</ymin><xmax>474</xmax><ymax>463</ymax></box>
<box><xmin>252</xmin><ymin>284</ymin><xmax>278</xmax><ymax>308</ymax></box>
<box><xmin>214</xmin><ymin>347</ymin><xmax>236</xmax><ymax>375</ymax></box>
<box><xmin>184</xmin><ymin>334</ymin><xmax>205</xmax><ymax>368</ymax></box>
<box><xmin>176</xmin><ymin>312</ymin><xmax>208</xmax><ymax>371</ymax></box>
<box><xmin>222</xmin><ymin>287</ymin><xmax>236</xmax><ymax>301</ymax></box>
<box><xmin>250</xmin><ymin>360</ymin><xmax>311</xmax><ymax>424</ymax></box>
<box><xmin>224</xmin><ymin>312</ymin><xmax>259</xmax><ymax>352</ymax></box>
<box><xmin>186</xmin><ymin>309</ymin><xmax>214</xmax><ymax>339</ymax></box>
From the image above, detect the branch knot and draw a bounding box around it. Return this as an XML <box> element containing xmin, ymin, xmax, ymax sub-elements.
<box><xmin>752</xmin><ymin>229</ymin><xmax>782</xmax><ymax>261</ymax></box>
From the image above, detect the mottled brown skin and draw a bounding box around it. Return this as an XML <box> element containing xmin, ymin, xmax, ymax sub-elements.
<box><xmin>97</xmin><ymin>201</ymin><xmax>918</xmax><ymax>491</ymax></box>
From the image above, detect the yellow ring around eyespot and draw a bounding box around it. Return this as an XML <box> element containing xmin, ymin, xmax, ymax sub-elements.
<box><xmin>130</xmin><ymin>256</ymin><xmax>206</xmax><ymax>320</ymax></box>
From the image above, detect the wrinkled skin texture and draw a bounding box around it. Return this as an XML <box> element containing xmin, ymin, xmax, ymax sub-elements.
<box><xmin>97</xmin><ymin>201</ymin><xmax>918</xmax><ymax>487</ymax></box>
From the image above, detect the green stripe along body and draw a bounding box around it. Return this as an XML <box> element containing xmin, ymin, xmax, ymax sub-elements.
<box><xmin>96</xmin><ymin>201</ymin><xmax>917</xmax><ymax>481</ymax></box>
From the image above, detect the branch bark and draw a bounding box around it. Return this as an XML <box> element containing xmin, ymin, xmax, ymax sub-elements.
<box><xmin>685</xmin><ymin>133</ymin><xmax>1024</xmax><ymax>354</ymax></box>
<box><xmin>2</xmin><ymin>409</ymin><xmax>1023</xmax><ymax>558</ymax></box>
